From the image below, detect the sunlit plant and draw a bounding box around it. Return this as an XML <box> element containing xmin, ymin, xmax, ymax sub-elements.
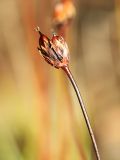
<box><xmin>35</xmin><ymin>26</ymin><xmax>100</xmax><ymax>160</ymax></box>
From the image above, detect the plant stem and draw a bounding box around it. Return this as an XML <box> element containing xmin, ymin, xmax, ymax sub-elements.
<box><xmin>62</xmin><ymin>66</ymin><xmax>100</xmax><ymax>160</ymax></box>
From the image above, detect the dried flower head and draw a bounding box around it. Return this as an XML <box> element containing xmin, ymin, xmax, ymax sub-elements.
<box><xmin>35</xmin><ymin>27</ymin><xmax>69</xmax><ymax>69</ymax></box>
<box><xmin>53</xmin><ymin>0</ymin><xmax>76</xmax><ymax>26</ymax></box>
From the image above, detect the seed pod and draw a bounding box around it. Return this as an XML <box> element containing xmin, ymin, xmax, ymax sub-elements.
<box><xmin>36</xmin><ymin>27</ymin><xmax>69</xmax><ymax>69</ymax></box>
<box><xmin>53</xmin><ymin>1</ymin><xmax>76</xmax><ymax>27</ymax></box>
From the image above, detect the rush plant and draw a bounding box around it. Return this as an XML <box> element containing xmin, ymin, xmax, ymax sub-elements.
<box><xmin>35</xmin><ymin>26</ymin><xmax>100</xmax><ymax>160</ymax></box>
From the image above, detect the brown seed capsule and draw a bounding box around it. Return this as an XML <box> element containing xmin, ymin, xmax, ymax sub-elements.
<box><xmin>36</xmin><ymin>27</ymin><xmax>69</xmax><ymax>69</ymax></box>
<box><xmin>53</xmin><ymin>1</ymin><xmax>76</xmax><ymax>26</ymax></box>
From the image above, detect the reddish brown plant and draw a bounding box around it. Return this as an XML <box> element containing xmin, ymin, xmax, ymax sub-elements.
<box><xmin>35</xmin><ymin>27</ymin><xmax>100</xmax><ymax>160</ymax></box>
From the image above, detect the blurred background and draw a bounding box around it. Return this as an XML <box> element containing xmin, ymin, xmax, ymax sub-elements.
<box><xmin>0</xmin><ymin>0</ymin><xmax>120</xmax><ymax>160</ymax></box>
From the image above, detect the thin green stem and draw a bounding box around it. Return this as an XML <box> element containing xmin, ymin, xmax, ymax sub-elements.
<box><xmin>62</xmin><ymin>66</ymin><xmax>100</xmax><ymax>160</ymax></box>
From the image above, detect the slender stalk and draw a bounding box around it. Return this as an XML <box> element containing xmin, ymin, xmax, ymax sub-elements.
<box><xmin>62</xmin><ymin>66</ymin><xmax>100</xmax><ymax>160</ymax></box>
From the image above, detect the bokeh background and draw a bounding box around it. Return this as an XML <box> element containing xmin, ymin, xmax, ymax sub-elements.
<box><xmin>0</xmin><ymin>0</ymin><xmax>120</xmax><ymax>160</ymax></box>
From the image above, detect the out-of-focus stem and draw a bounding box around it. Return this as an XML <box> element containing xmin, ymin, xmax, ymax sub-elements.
<box><xmin>62</xmin><ymin>66</ymin><xmax>100</xmax><ymax>160</ymax></box>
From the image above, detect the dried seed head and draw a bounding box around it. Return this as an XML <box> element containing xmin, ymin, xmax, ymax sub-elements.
<box><xmin>53</xmin><ymin>1</ymin><xmax>76</xmax><ymax>26</ymax></box>
<box><xmin>36</xmin><ymin>27</ymin><xmax>69</xmax><ymax>69</ymax></box>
